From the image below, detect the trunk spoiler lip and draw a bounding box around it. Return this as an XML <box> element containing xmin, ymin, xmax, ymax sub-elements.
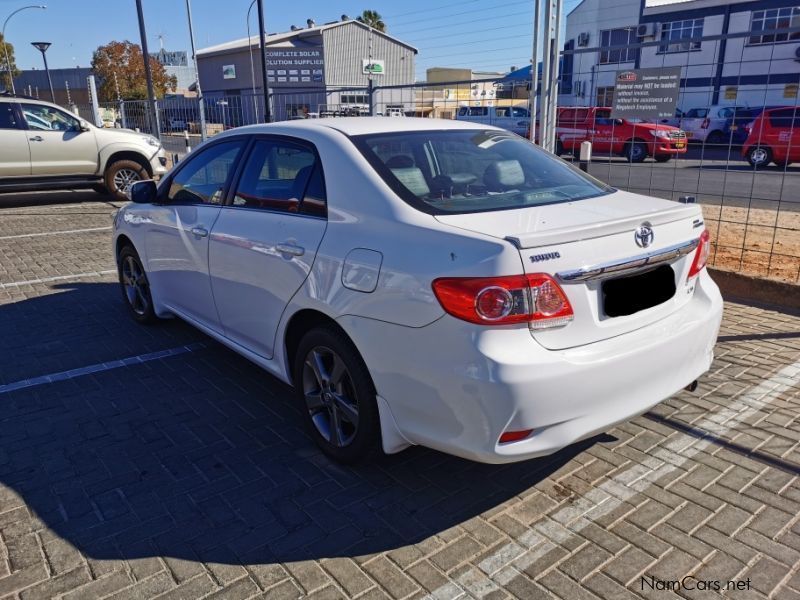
<box><xmin>555</xmin><ymin>237</ymin><xmax>700</xmax><ymax>283</ymax></box>
<box><xmin>504</xmin><ymin>204</ymin><xmax>702</xmax><ymax>250</ymax></box>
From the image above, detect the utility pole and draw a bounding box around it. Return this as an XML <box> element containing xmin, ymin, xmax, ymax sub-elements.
<box><xmin>537</xmin><ymin>0</ymin><xmax>562</xmax><ymax>153</ymax></box>
<box><xmin>255</xmin><ymin>0</ymin><xmax>271</xmax><ymax>122</ymax></box>
<box><xmin>135</xmin><ymin>0</ymin><xmax>159</xmax><ymax>135</ymax></box>
<box><xmin>185</xmin><ymin>0</ymin><xmax>207</xmax><ymax>139</ymax></box>
<box><xmin>528</xmin><ymin>0</ymin><xmax>540</xmax><ymax>142</ymax></box>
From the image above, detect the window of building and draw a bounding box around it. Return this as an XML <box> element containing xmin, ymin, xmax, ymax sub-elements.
<box><xmin>341</xmin><ymin>94</ymin><xmax>368</xmax><ymax>104</ymax></box>
<box><xmin>749</xmin><ymin>7</ymin><xmax>800</xmax><ymax>45</ymax></box>
<box><xmin>658</xmin><ymin>19</ymin><xmax>704</xmax><ymax>53</ymax></box>
<box><xmin>599</xmin><ymin>28</ymin><xmax>636</xmax><ymax>64</ymax></box>
<box><xmin>596</xmin><ymin>87</ymin><xmax>615</xmax><ymax>107</ymax></box>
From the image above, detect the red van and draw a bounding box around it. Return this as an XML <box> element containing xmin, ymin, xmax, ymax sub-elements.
<box><xmin>742</xmin><ymin>106</ymin><xmax>800</xmax><ymax>168</ymax></box>
<box><xmin>555</xmin><ymin>107</ymin><xmax>688</xmax><ymax>163</ymax></box>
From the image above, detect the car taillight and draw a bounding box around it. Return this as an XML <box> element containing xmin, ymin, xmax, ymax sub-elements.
<box><xmin>688</xmin><ymin>230</ymin><xmax>711</xmax><ymax>279</ymax></box>
<box><xmin>701</xmin><ymin>117</ymin><xmax>710</xmax><ymax>129</ymax></box>
<box><xmin>431</xmin><ymin>274</ymin><xmax>573</xmax><ymax>328</ymax></box>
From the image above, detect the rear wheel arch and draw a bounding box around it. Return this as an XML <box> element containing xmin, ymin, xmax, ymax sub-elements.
<box><xmin>284</xmin><ymin>309</ymin><xmax>367</xmax><ymax>384</ymax></box>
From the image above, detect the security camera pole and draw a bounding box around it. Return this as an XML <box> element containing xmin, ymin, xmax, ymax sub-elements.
<box><xmin>135</xmin><ymin>0</ymin><xmax>160</xmax><ymax>135</ymax></box>
<box><xmin>256</xmin><ymin>0</ymin><xmax>271</xmax><ymax>122</ymax></box>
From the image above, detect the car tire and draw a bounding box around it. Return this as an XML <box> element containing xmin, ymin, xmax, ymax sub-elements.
<box><xmin>706</xmin><ymin>131</ymin><xmax>724</xmax><ymax>145</ymax></box>
<box><xmin>554</xmin><ymin>140</ymin><xmax>564</xmax><ymax>156</ymax></box>
<box><xmin>624</xmin><ymin>141</ymin><xmax>647</xmax><ymax>163</ymax></box>
<box><xmin>105</xmin><ymin>159</ymin><xmax>148</xmax><ymax>201</ymax></box>
<box><xmin>653</xmin><ymin>154</ymin><xmax>672</xmax><ymax>163</ymax></box>
<box><xmin>747</xmin><ymin>146</ymin><xmax>772</xmax><ymax>169</ymax></box>
<box><xmin>293</xmin><ymin>325</ymin><xmax>380</xmax><ymax>463</ymax></box>
<box><xmin>117</xmin><ymin>245</ymin><xmax>158</xmax><ymax>325</ymax></box>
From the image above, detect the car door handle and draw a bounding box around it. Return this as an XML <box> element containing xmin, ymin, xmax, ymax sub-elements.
<box><xmin>190</xmin><ymin>226</ymin><xmax>208</xmax><ymax>237</ymax></box>
<box><xmin>29</xmin><ymin>135</ymin><xmax>43</xmax><ymax>142</ymax></box>
<box><xmin>276</xmin><ymin>243</ymin><xmax>304</xmax><ymax>257</ymax></box>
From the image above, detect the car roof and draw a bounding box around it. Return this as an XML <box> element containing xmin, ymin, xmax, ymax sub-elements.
<box><xmin>0</xmin><ymin>95</ymin><xmax>59</xmax><ymax>108</ymax></box>
<box><xmin>227</xmin><ymin>117</ymin><xmax>506</xmax><ymax>137</ymax></box>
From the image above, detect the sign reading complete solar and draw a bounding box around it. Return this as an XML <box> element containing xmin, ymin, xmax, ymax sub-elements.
<box><xmin>610</xmin><ymin>67</ymin><xmax>682</xmax><ymax>120</ymax></box>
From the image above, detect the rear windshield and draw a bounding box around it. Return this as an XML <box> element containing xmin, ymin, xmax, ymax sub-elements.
<box><xmin>351</xmin><ymin>130</ymin><xmax>613</xmax><ymax>215</ymax></box>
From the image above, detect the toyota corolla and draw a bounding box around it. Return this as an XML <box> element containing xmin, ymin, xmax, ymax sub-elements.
<box><xmin>113</xmin><ymin>118</ymin><xmax>722</xmax><ymax>464</ymax></box>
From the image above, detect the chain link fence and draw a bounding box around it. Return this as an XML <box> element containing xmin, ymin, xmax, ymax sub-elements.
<box><xmin>66</xmin><ymin>27</ymin><xmax>798</xmax><ymax>283</ymax></box>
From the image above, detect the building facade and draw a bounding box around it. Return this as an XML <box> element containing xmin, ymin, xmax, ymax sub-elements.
<box><xmin>13</xmin><ymin>67</ymin><xmax>94</xmax><ymax>106</ymax></box>
<box><xmin>151</xmin><ymin>49</ymin><xmax>196</xmax><ymax>94</ymax></box>
<box><xmin>196</xmin><ymin>18</ymin><xmax>417</xmax><ymax>121</ymax></box>
<box><xmin>562</xmin><ymin>0</ymin><xmax>800</xmax><ymax>111</ymax></box>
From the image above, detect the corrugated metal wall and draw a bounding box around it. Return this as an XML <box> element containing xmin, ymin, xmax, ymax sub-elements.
<box><xmin>322</xmin><ymin>22</ymin><xmax>416</xmax><ymax>87</ymax></box>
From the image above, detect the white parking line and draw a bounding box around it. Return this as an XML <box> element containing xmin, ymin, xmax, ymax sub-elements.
<box><xmin>0</xmin><ymin>342</ymin><xmax>206</xmax><ymax>395</ymax></box>
<box><xmin>423</xmin><ymin>360</ymin><xmax>800</xmax><ymax>599</ymax></box>
<box><xmin>0</xmin><ymin>226</ymin><xmax>111</xmax><ymax>240</ymax></box>
<box><xmin>0</xmin><ymin>270</ymin><xmax>117</xmax><ymax>289</ymax></box>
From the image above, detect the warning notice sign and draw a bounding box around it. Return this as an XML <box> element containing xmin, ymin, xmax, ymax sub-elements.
<box><xmin>610</xmin><ymin>67</ymin><xmax>681</xmax><ymax>120</ymax></box>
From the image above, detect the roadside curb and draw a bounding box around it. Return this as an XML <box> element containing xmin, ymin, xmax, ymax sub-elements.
<box><xmin>709</xmin><ymin>267</ymin><xmax>800</xmax><ymax>314</ymax></box>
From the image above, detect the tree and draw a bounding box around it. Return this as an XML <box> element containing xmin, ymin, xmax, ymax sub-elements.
<box><xmin>91</xmin><ymin>40</ymin><xmax>177</xmax><ymax>101</ymax></box>
<box><xmin>0</xmin><ymin>33</ymin><xmax>19</xmax><ymax>91</ymax></box>
<box><xmin>357</xmin><ymin>9</ymin><xmax>386</xmax><ymax>32</ymax></box>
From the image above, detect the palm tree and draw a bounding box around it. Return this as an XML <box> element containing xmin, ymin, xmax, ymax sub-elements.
<box><xmin>357</xmin><ymin>9</ymin><xmax>386</xmax><ymax>32</ymax></box>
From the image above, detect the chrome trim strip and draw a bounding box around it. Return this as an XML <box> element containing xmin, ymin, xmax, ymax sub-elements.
<box><xmin>556</xmin><ymin>238</ymin><xmax>700</xmax><ymax>283</ymax></box>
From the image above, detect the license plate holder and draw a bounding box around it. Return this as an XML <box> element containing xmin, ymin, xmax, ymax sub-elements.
<box><xmin>602</xmin><ymin>265</ymin><xmax>676</xmax><ymax>318</ymax></box>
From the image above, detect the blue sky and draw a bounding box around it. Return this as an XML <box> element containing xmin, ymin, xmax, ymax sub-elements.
<box><xmin>1</xmin><ymin>0</ymin><xmax>578</xmax><ymax>79</ymax></box>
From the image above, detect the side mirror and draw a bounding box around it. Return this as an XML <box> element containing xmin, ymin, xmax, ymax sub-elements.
<box><xmin>79</xmin><ymin>121</ymin><xmax>91</xmax><ymax>132</ymax></box>
<box><xmin>128</xmin><ymin>180</ymin><xmax>158</xmax><ymax>204</ymax></box>
<box><xmin>614</xmin><ymin>118</ymin><xmax>624</xmax><ymax>126</ymax></box>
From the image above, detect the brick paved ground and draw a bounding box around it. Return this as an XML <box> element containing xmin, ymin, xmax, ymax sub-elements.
<box><xmin>0</xmin><ymin>191</ymin><xmax>799</xmax><ymax>599</ymax></box>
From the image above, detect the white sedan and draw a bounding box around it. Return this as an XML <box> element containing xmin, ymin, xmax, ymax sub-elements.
<box><xmin>113</xmin><ymin>118</ymin><xmax>723</xmax><ymax>464</ymax></box>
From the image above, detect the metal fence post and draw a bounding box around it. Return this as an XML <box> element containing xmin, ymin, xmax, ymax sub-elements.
<box><xmin>368</xmin><ymin>80</ymin><xmax>375</xmax><ymax>116</ymax></box>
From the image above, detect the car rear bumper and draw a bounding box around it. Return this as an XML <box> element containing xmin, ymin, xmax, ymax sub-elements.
<box><xmin>341</xmin><ymin>270</ymin><xmax>722</xmax><ymax>464</ymax></box>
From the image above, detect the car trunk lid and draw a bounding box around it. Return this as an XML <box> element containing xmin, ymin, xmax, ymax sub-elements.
<box><xmin>435</xmin><ymin>190</ymin><xmax>705</xmax><ymax>350</ymax></box>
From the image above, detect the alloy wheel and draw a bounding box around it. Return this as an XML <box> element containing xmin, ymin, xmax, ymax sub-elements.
<box><xmin>750</xmin><ymin>148</ymin><xmax>769</xmax><ymax>166</ymax></box>
<box><xmin>302</xmin><ymin>346</ymin><xmax>360</xmax><ymax>447</ymax></box>
<box><xmin>113</xmin><ymin>168</ymin><xmax>142</xmax><ymax>195</ymax></box>
<box><xmin>121</xmin><ymin>255</ymin><xmax>150</xmax><ymax>316</ymax></box>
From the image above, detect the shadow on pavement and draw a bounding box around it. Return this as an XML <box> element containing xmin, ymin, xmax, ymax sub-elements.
<box><xmin>0</xmin><ymin>189</ymin><xmax>118</xmax><ymax>209</ymax></box>
<box><xmin>0</xmin><ymin>282</ymin><xmax>614</xmax><ymax>565</ymax></box>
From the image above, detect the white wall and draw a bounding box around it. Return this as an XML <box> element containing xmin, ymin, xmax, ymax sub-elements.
<box><xmin>562</xmin><ymin>0</ymin><xmax>641</xmax><ymax>106</ymax></box>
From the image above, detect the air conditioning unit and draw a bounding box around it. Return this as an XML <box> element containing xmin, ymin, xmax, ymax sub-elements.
<box><xmin>577</xmin><ymin>32</ymin><xmax>590</xmax><ymax>47</ymax></box>
<box><xmin>637</xmin><ymin>22</ymin><xmax>658</xmax><ymax>38</ymax></box>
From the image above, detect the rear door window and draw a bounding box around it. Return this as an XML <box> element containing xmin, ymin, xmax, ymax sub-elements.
<box><xmin>0</xmin><ymin>104</ymin><xmax>19</xmax><ymax>129</ymax></box>
<box><xmin>232</xmin><ymin>139</ymin><xmax>326</xmax><ymax>216</ymax></box>
<box><xmin>769</xmin><ymin>109</ymin><xmax>796</xmax><ymax>129</ymax></box>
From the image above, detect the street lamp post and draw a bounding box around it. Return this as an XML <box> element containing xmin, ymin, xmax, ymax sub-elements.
<box><xmin>184</xmin><ymin>0</ymin><xmax>207</xmax><ymax>140</ymax></box>
<box><xmin>246</xmin><ymin>0</ymin><xmax>259</xmax><ymax>122</ymax></box>
<box><xmin>2</xmin><ymin>5</ymin><xmax>46</xmax><ymax>94</ymax></box>
<box><xmin>31</xmin><ymin>41</ymin><xmax>54</xmax><ymax>102</ymax></box>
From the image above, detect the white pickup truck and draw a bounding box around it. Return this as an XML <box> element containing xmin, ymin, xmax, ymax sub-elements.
<box><xmin>456</xmin><ymin>105</ymin><xmax>530</xmax><ymax>136</ymax></box>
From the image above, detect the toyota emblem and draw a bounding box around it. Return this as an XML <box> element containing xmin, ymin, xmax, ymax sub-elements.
<box><xmin>634</xmin><ymin>223</ymin><xmax>654</xmax><ymax>248</ymax></box>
